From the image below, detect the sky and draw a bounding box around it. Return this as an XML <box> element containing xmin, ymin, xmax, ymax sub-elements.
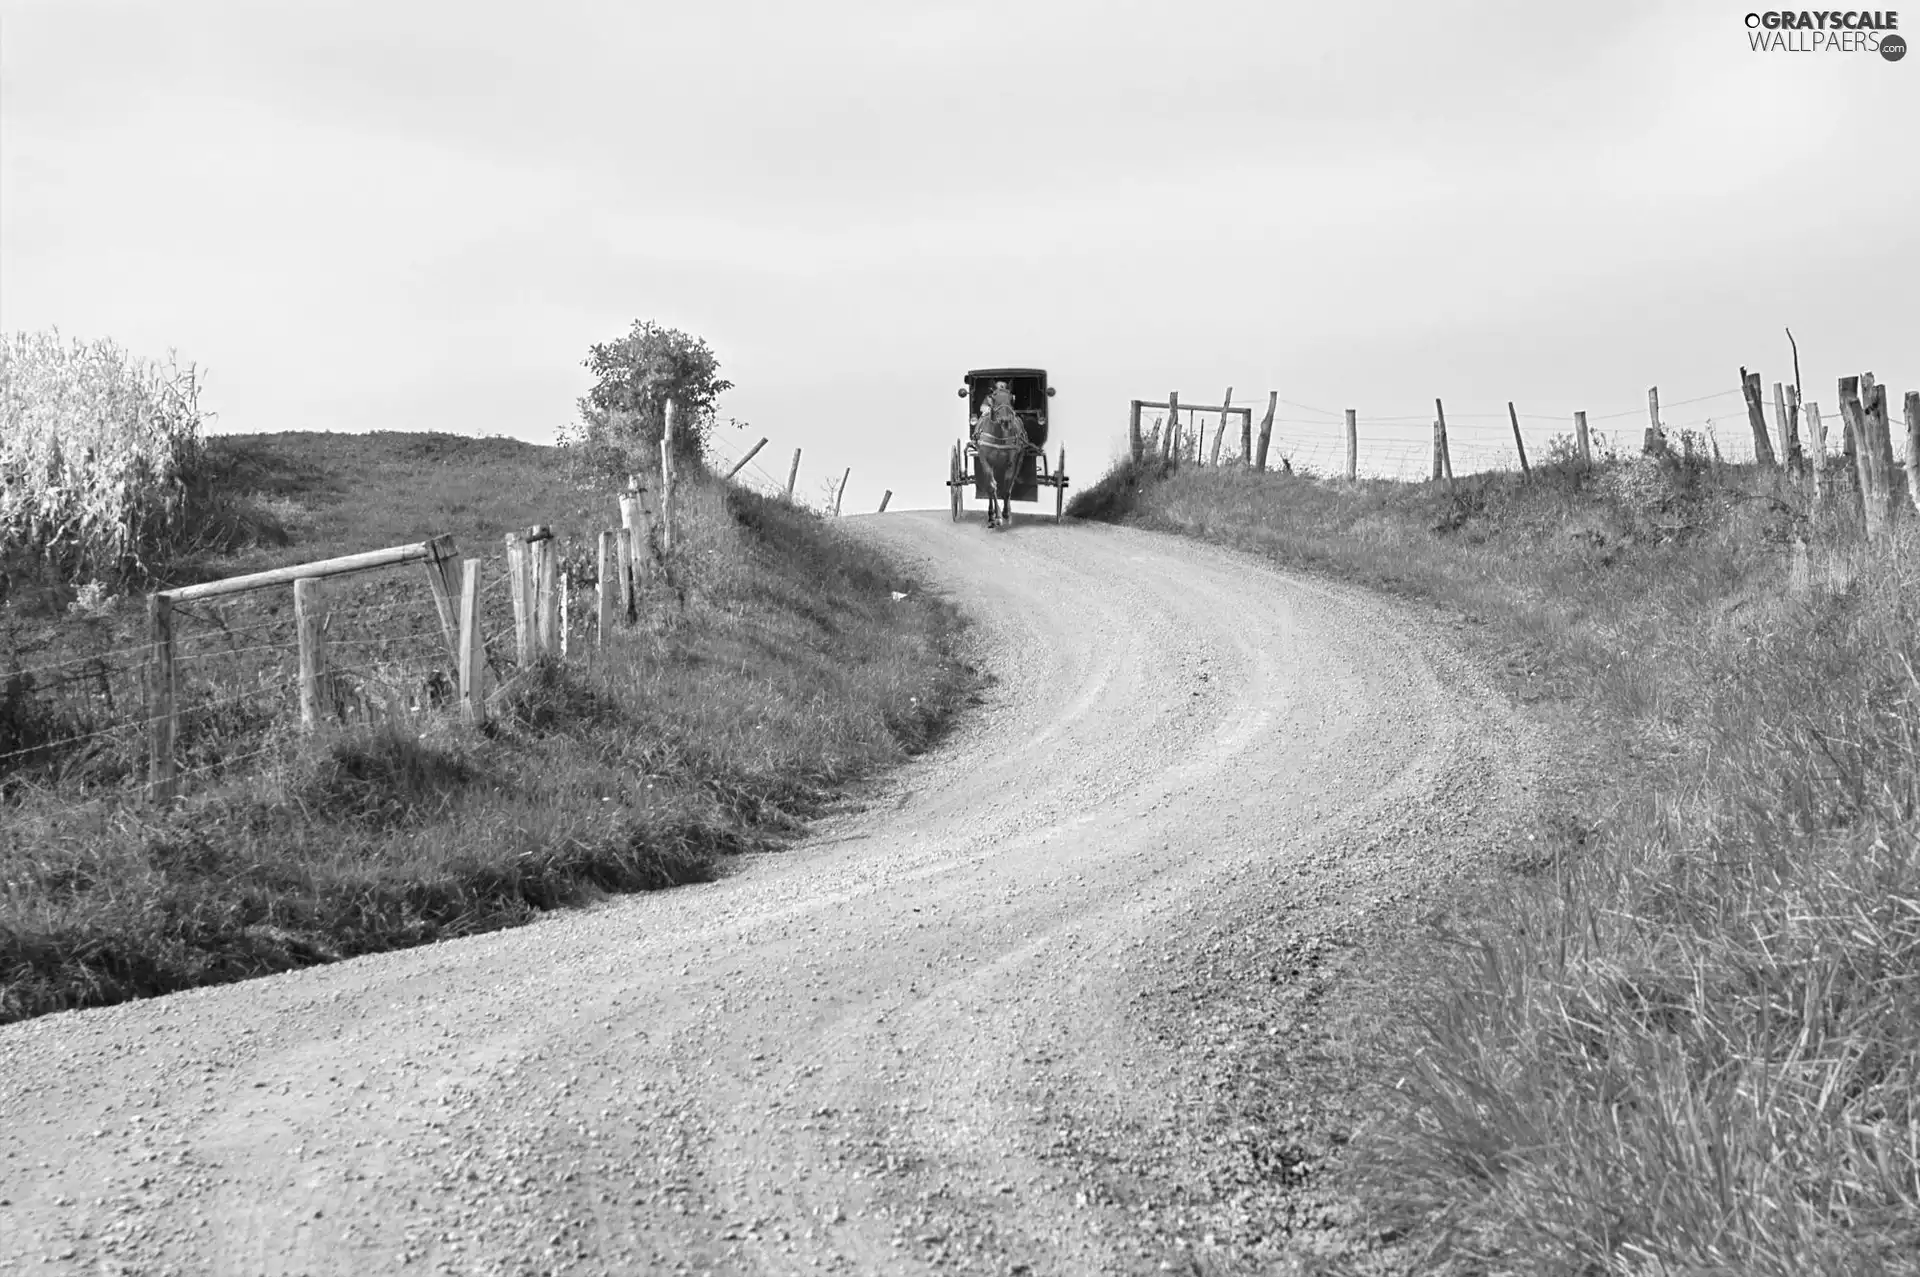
<box><xmin>4</xmin><ymin>0</ymin><xmax>1917</xmax><ymax>512</ymax></box>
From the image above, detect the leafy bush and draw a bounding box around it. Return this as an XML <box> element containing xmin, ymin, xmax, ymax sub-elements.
<box><xmin>560</xmin><ymin>320</ymin><xmax>749</xmax><ymax>478</ymax></box>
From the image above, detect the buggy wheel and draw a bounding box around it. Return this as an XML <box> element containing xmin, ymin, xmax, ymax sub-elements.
<box><xmin>949</xmin><ymin>441</ymin><xmax>963</xmax><ymax>521</ymax></box>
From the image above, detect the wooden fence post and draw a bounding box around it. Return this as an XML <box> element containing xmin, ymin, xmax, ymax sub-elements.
<box><xmin>1805</xmin><ymin>401</ymin><xmax>1827</xmax><ymax>516</ymax></box>
<box><xmin>879</xmin><ymin>490</ymin><xmax>892</xmax><ymax>512</ymax></box>
<box><xmin>724</xmin><ymin>437</ymin><xmax>768</xmax><ymax>481</ymax></box>
<box><xmin>1433</xmin><ymin>399</ymin><xmax>1455</xmax><ymax>492</ymax></box>
<box><xmin>1165</xmin><ymin>392</ymin><xmax>1179</xmax><ymax>462</ymax></box>
<box><xmin>1209</xmin><ymin>416</ymin><xmax>1226</xmax><ymax>466</ymax></box>
<box><xmin>559</xmin><ymin>565</ymin><xmax>571</xmax><ymax>660</ymax></box>
<box><xmin>659</xmin><ymin>401</ymin><xmax>676</xmax><ymax>556</ymax></box>
<box><xmin>1840</xmin><ymin>374</ymin><xmax>1892</xmax><ymax>539</ymax></box>
<box><xmin>458</xmin><ymin>558</ymin><xmax>483</xmax><ymax>723</ymax></box>
<box><xmin>146</xmin><ymin>592</ymin><xmax>177</xmax><ymax>804</ymax></box>
<box><xmin>785</xmin><ymin>448</ymin><xmax>802</xmax><ymax>500</ymax></box>
<box><xmin>1906</xmin><ymin>390</ymin><xmax>1920</xmax><ymax>517</ymax></box>
<box><xmin>615</xmin><ymin>526</ymin><xmax>636</xmax><ymax>622</ymax></box>
<box><xmin>618</xmin><ymin>487</ymin><xmax>651</xmax><ymax>586</ymax></box>
<box><xmin>1776</xmin><ymin>382</ymin><xmax>1804</xmax><ymax>474</ymax></box>
<box><xmin>1574</xmin><ymin>410</ymin><xmax>1592</xmax><ymax>466</ymax></box>
<box><xmin>295</xmin><ymin>576</ymin><xmax>327</xmax><ymax>730</ymax></box>
<box><xmin>834</xmin><ymin>467</ymin><xmax>850</xmax><ymax>516</ymax></box>
<box><xmin>506</xmin><ymin>531</ymin><xmax>530</xmax><ymax>666</ymax></box>
<box><xmin>421</xmin><ymin>533</ymin><xmax>463</xmax><ymax>668</ymax></box>
<box><xmin>541</xmin><ymin>535</ymin><xmax>561</xmax><ymax>656</ymax></box>
<box><xmin>1507</xmin><ymin>402</ymin><xmax>1531</xmax><ymax>477</ymax></box>
<box><xmin>1256</xmin><ymin>392</ymin><xmax>1276</xmax><ymax>471</ymax></box>
<box><xmin>1128</xmin><ymin>401</ymin><xmax>1143</xmax><ymax>462</ymax></box>
<box><xmin>596</xmin><ymin>531</ymin><xmax>614</xmax><ymax>647</ymax></box>
<box><xmin>531</xmin><ymin>532</ymin><xmax>554</xmax><ymax>657</ymax></box>
<box><xmin>1740</xmin><ymin>368</ymin><xmax>1780</xmax><ymax>469</ymax></box>
<box><xmin>1644</xmin><ymin>386</ymin><xmax>1668</xmax><ymax>455</ymax></box>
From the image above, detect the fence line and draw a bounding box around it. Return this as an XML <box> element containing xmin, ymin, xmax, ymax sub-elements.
<box><xmin>1129</xmin><ymin>374</ymin><xmax>1914</xmax><ymax>486</ymax></box>
<box><xmin>1129</xmin><ymin>368</ymin><xmax>1918</xmax><ymax>543</ymax></box>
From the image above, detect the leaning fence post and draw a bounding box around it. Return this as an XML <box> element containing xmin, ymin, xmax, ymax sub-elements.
<box><xmin>421</xmin><ymin>533</ymin><xmax>463</xmax><ymax>667</ymax></box>
<box><xmin>724</xmin><ymin>437</ymin><xmax>768</xmax><ymax>481</ymax></box>
<box><xmin>146</xmin><ymin>592</ymin><xmax>177</xmax><ymax>804</ymax></box>
<box><xmin>879</xmin><ymin>490</ymin><xmax>892</xmax><ymax>512</ymax></box>
<box><xmin>1740</xmin><ymin>369</ymin><xmax>1780</xmax><ymax>469</ymax></box>
<box><xmin>785</xmin><ymin>447</ymin><xmax>802</xmax><ymax>500</ymax></box>
<box><xmin>1165</xmin><ymin>392</ymin><xmax>1180</xmax><ymax>461</ymax></box>
<box><xmin>506</xmin><ymin>531</ymin><xmax>531</xmax><ymax>666</ymax></box>
<box><xmin>1255</xmin><ymin>392</ymin><xmax>1276</xmax><ymax>471</ymax></box>
<box><xmin>1644</xmin><ymin>386</ymin><xmax>1668</xmax><ymax>456</ymax></box>
<box><xmin>1345</xmin><ymin>409</ymin><xmax>1358</xmax><ymax>481</ymax></box>
<box><xmin>295</xmin><ymin>577</ymin><xmax>328</xmax><ymax>730</ymax></box>
<box><xmin>834</xmin><ymin>467</ymin><xmax>850</xmax><ymax>516</ymax></box>
<box><xmin>458</xmin><ymin>558</ymin><xmax>484</xmax><ymax>723</ymax></box>
<box><xmin>1434</xmin><ymin>399</ymin><xmax>1456</xmax><ymax>492</ymax></box>
<box><xmin>1507</xmin><ymin>402</ymin><xmax>1531</xmax><ymax>477</ymax></box>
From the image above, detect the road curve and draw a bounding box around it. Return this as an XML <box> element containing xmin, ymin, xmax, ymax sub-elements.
<box><xmin>0</xmin><ymin>509</ymin><xmax>1540</xmax><ymax>1276</ymax></box>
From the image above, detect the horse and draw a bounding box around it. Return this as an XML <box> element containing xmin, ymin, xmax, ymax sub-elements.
<box><xmin>972</xmin><ymin>406</ymin><xmax>1031</xmax><ymax>530</ymax></box>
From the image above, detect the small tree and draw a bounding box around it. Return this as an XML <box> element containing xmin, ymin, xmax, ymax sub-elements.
<box><xmin>563</xmin><ymin>321</ymin><xmax>744</xmax><ymax>477</ymax></box>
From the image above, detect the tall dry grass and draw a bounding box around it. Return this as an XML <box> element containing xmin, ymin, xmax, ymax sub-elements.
<box><xmin>0</xmin><ymin>329</ymin><xmax>210</xmax><ymax>582</ymax></box>
<box><xmin>1071</xmin><ymin>449</ymin><xmax>1920</xmax><ymax>1274</ymax></box>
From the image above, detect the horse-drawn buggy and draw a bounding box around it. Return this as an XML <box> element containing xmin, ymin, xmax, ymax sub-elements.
<box><xmin>948</xmin><ymin>367</ymin><xmax>1069</xmax><ymax>527</ymax></box>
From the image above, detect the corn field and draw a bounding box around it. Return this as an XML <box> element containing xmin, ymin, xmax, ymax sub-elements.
<box><xmin>0</xmin><ymin>328</ymin><xmax>209</xmax><ymax>581</ymax></box>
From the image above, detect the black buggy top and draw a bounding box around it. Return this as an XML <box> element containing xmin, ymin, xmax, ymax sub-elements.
<box><xmin>949</xmin><ymin>368</ymin><xmax>1068</xmax><ymax>521</ymax></box>
<box><xmin>960</xmin><ymin>368</ymin><xmax>1054</xmax><ymax>451</ymax></box>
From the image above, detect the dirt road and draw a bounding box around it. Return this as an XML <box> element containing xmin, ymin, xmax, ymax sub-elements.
<box><xmin>0</xmin><ymin>510</ymin><xmax>1542</xmax><ymax>1276</ymax></box>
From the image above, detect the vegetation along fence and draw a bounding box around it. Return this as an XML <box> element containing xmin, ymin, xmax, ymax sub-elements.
<box><xmin>1130</xmin><ymin>363</ymin><xmax>1919</xmax><ymax>538</ymax></box>
<box><xmin>0</xmin><ymin>400</ymin><xmax>901</xmax><ymax>806</ymax></box>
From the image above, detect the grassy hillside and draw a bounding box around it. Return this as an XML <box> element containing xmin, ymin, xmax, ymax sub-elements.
<box><xmin>1069</xmin><ymin>452</ymin><xmax>1920</xmax><ymax>1275</ymax></box>
<box><xmin>1</xmin><ymin>432</ymin><xmax>979</xmax><ymax>1023</ymax></box>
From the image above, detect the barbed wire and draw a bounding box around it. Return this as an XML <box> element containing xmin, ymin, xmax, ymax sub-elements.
<box><xmin>0</xmin><ymin>716</ymin><xmax>145</xmax><ymax>768</ymax></box>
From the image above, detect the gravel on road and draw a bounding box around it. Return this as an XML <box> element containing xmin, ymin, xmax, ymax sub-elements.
<box><xmin>0</xmin><ymin>510</ymin><xmax>1547</xmax><ymax>1276</ymax></box>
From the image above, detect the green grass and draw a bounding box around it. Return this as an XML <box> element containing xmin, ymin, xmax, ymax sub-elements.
<box><xmin>1069</xmin><ymin>450</ymin><xmax>1920</xmax><ymax>1275</ymax></box>
<box><xmin>1</xmin><ymin>432</ymin><xmax>979</xmax><ymax>1023</ymax></box>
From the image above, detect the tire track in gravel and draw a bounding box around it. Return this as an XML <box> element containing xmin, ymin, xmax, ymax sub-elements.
<box><xmin>0</xmin><ymin>510</ymin><xmax>1546</xmax><ymax>1276</ymax></box>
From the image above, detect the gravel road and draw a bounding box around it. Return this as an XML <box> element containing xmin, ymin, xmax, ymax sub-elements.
<box><xmin>0</xmin><ymin>510</ymin><xmax>1545</xmax><ymax>1276</ymax></box>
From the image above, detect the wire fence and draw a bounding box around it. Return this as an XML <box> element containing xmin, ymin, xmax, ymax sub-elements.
<box><xmin>0</xmin><ymin>542</ymin><xmax>542</xmax><ymax>798</ymax></box>
<box><xmin>1132</xmin><ymin>383</ymin><xmax>1914</xmax><ymax>483</ymax></box>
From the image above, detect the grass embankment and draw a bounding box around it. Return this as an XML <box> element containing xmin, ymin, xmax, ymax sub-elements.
<box><xmin>1069</xmin><ymin>453</ymin><xmax>1919</xmax><ymax>1274</ymax></box>
<box><xmin>2</xmin><ymin>432</ymin><xmax>977</xmax><ymax>1024</ymax></box>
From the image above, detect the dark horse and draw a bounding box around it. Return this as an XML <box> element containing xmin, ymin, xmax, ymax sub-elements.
<box><xmin>972</xmin><ymin>402</ymin><xmax>1031</xmax><ymax>530</ymax></box>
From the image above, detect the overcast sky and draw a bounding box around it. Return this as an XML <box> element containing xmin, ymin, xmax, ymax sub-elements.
<box><xmin>4</xmin><ymin>0</ymin><xmax>1916</xmax><ymax>510</ymax></box>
